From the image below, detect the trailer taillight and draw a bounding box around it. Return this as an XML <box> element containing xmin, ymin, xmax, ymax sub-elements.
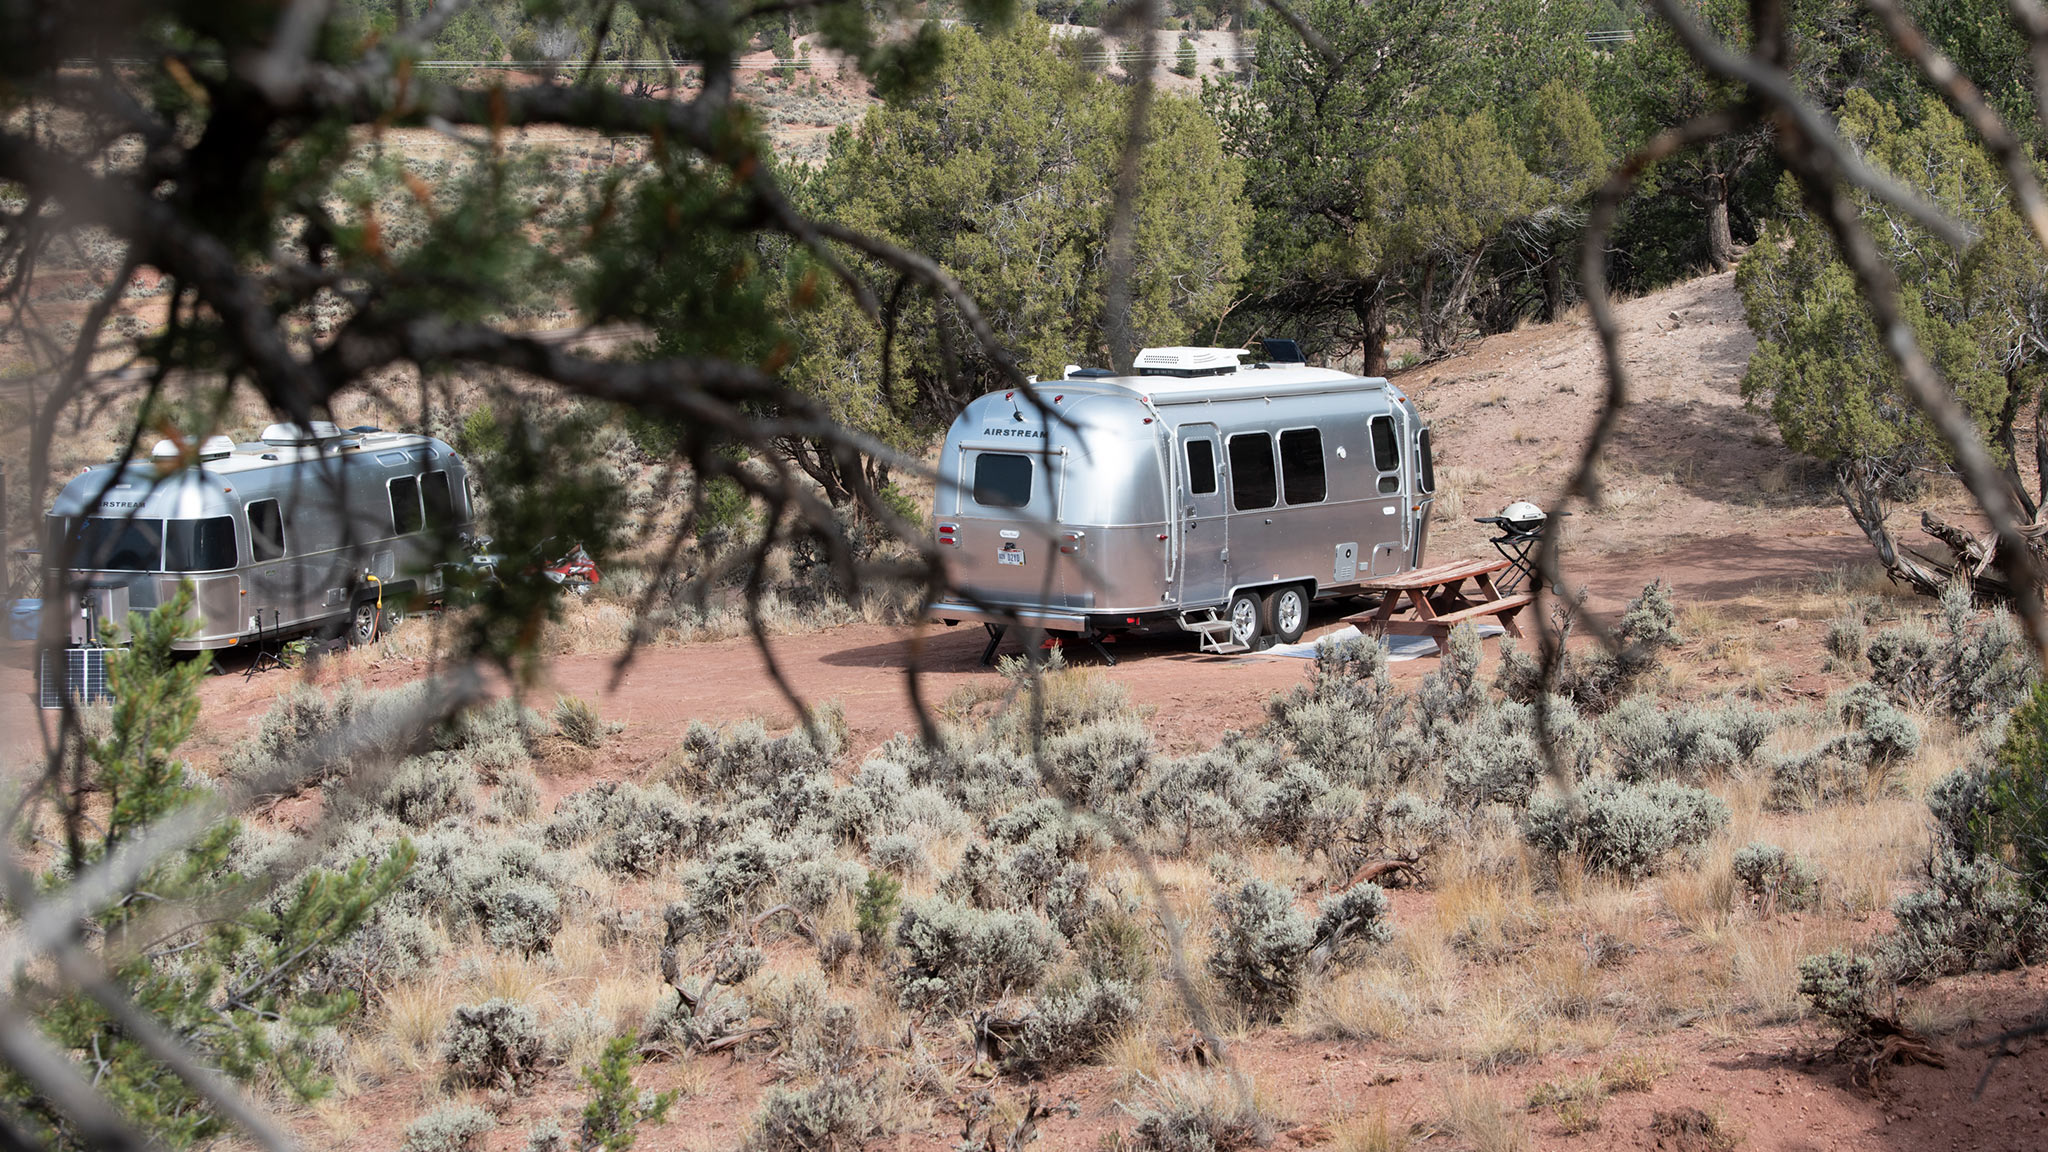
<box><xmin>937</xmin><ymin>523</ymin><xmax>959</xmax><ymax>547</ymax></box>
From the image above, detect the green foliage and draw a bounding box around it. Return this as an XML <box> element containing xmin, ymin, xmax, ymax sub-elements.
<box><xmin>460</xmin><ymin>405</ymin><xmax>629</xmax><ymax>678</ymax></box>
<box><xmin>1739</xmin><ymin>92</ymin><xmax>2048</xmax><ymax>506</ymax></box>
<box><xmin>856</xmin><ymin>870</ymin><xmax>904</xmax><ymax>958</ymax></box>
<box><xmin>1987</xmin><ymin>682</ymin><xmax>2048</xmax><ymax>902</ymax></box>
<box><xmin>1211</xmin><ymin>0</ymin><xmax>1613</xmax><ymax>364</ymax></box>
<box><xmin>2</xmin><ymin>589</ymin><xmax>409</xmax><ymax>1149</ymax></box>
<box><xmin>577</xmin><ymin>1032</ymin><xmax>676</xmax><ymax>1152</ymax></box>
<box><xmin>800</xmin><ymin>16</ymin><xmax>1248</xmax><ymax>408</ymax></box>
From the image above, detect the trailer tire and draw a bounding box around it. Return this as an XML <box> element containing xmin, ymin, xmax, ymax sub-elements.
<box><xmin>1266</xmin><ymin>585</ymin><xmax>1309</xmax><ymax>645</ymax></box>
<box><xmin>1226</xmin><ymin>590</ymin><xmax>1264</xmax><ymax>650</ymax></box>
<box><xmin>348</xmin><ymin>601</ymin><xmax>380</xmax><ymax>647</ymax></box>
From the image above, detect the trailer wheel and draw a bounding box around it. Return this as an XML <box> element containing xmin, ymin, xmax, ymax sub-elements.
<box><xmin>1266</xmin><ymin>585</ymin><xmax>1309</xmax><ymax>645</ymax></box>
<box><xmin>1226</xmin><ymin>590</ymin><xmax>1264</xmax><ymax>649</ymax></box>
<box><xmin>348</xmin><ymin>601</ymin><xmax>380</xmax><ymax>646</ymax></box>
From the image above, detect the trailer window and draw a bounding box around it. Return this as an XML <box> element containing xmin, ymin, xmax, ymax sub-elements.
<box><xmin>248</xmin><ymin>500</ymin><xmax>285</xmax><ymax>561</ymax></box>
<box><xmin>422</xmin><ymin>471</ymin><xmax>455</xmax><ymax>530</ymax></box>
<box><xmin>166</xmin><ymin>517</ymin><xmax>238</xmax><ymax>571</ymax></box>
<box><xmin>971</xmin><ymin>453</ymin><xmax>1034</xmax><ymax>509</ymax></box>
<box><xmin>71</xmin><ymin>517</ymin><xmax>163</xmax><ymax>571</ymax></box>
<box><xmin>1370</xmin><ymin>417</ymin><xmax>1400</xmax><ymax>494</ymax></box>
<box><xmin>1228</xmin><ymin>433</ymin><xmax>1277</xmax><ymax>511</ymax></box>
<box><xmin>1417</xmin><ymin>429</ymin><xmax>1436</xmax><ymax>493</ymax></box>
<box><xmin>390</xmin><ymin>476</ymin><xmax>423</xmax><ymax>534</ymax></box>
<box><xmin>1184</xmin><ymin>440</ymin><xmax>1217</xmax><ymax>495</ymax></box>
<box><xmin>1279</xmin><ymin>428</ymin><xmax>1326</xmax><ymax>505</ymax></box>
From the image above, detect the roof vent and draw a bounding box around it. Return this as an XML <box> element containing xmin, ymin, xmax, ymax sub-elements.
<box><xmin>260</xmin><ymin>420</ymin><xmax>342</xmax><ymax>446</ymax></box>
<box><xmin>150</xmin><ymin>439</ymin><xmax>181</xmax><ymax>459</ymax></box>
<box><xmin>1259</xmin><ymin>337</ymin><xmax>1306</xmax><ymax>364</ymax></box>
<box><xmin>1132</xmin><ymin>347</ymin><xmax>1246</xmax><ymax>378</ymax></box>
<box><xmin>198</xmin><ymin>435</ymin><xmax>235</xmax><ymax>461</ymax></box>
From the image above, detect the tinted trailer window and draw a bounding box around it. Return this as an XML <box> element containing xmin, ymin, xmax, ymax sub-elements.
<box><xmin>1228</xmin><ymin>433</ymin><xmax>1276</xmax><ymax>510</ymax></box>
<box><xmin>69</xmin><ymin>517</ymin><xmax>164</xmax><ymax>570</ymax></box>
<box><xmin>166</xmin><ymin>517</ymin><xmax>238</xmax><ymax>571</ymax></box>
<box><xmin>972</xmin><ymin>453</ymin><xmax>1034</xmax><ymax>508</ymax></box>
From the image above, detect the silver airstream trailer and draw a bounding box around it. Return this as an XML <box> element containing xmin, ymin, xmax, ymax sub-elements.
<box><xmin>925</xmin><ymin>343</ymin><xmax>1435</xmax><ymax>656</ymax></box>
<box><xmin>45</xmin><ymin>422</ymin><xmax>475</xmax><ymax>651</ymax></box>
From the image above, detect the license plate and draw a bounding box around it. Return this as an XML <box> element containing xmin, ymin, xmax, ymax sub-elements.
<box><xmin>998</xmin><ymin>549</ymin><xmax>1025</xmax><ymax>566</ymax></box>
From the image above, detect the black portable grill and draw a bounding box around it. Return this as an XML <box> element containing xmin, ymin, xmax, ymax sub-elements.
<box><xmin>1472</xmin><ymin>502</ymin><xmax>1560</xmax><ymax>594</ymax></box>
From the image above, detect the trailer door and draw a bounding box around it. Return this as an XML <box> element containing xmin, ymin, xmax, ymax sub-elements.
<box><xmin>1366</xmin><ymin>415</ymin><xmax>1406</xmax><ymax>575</ymax></box>
<box><xmin>1175</xmin><ymin>424</ymin><xmax>1228</xmax><ymax>607</ymax></box>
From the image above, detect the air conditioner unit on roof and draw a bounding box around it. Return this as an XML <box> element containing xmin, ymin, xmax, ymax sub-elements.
<box><xmin>260</xmin><ymin>421</ymin><xmax>343</xmax><ymax>446</ymax></box>
<box><xmin>1131</xmin><ymin>347</ymin><xmax>1247</xmax><ymax>377</ymax></box>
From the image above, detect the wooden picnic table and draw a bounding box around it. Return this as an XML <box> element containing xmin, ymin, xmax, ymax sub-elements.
<box><xmin>1347</xmin><ymin>556</ymin><xmax>1532</xmax><ymax>645</ymax></box>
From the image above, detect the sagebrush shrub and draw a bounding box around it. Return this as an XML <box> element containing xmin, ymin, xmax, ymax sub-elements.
<box><xmin>1882</xmin><ymin>847</ymin><xmax>2048</xmax><ymax>980</ymax></box>
<box><xmin>400</xmin><ymin>1104</ymin><xmax>495</xmax><ymax>1152</ymax></box>
<box><xmin>1439</xmin><ymin>702</ymin><xmax>1543</xmax><ymax>809</ymax></box>
<box><xmin>1522</xmin><ymin>778</ymin><xmax>1728</xmax><ymax>880</ymax></box>
<box><xmin>1266</xmin><ymin>634</ymin><xmax>1416</xmax><ymax>788</ymax></box>
<box><xmin>1207</xmin><ymin>879</ymin><xmax>1312</xmax><ymax>1022</ymax></box>
<box><xmin>1005</xmin><ymin>976</ymin><xmax>1141</xmax><ymax>1075</ymax></box>
<box><xmin>1039</xmin><ymin>717</ymin><xmax>1153</xmax><ymax>813</ymax></box>
<box><xmin>1797</xmin><ymin>949</ymin><xmax>1880</xmax><ymax>1032</ymax></box>
<box><xmin>398</xmin><ymin>829</ymin><xmax>566</xmax><ymax>953</ymax></box>
<box><xmin>490</xmin><ymin>770</ymin><xmax>541</xmax><ymax>823</ymax></box>
<box><xmin>377</xmin><ymin>754</ymin><xmax>476</xmax><ymax>828</ymax></box>
<box><xmin>442</xmin><ymin>998</ymin><xmax>548</xmax><ymax>1088</ymax></box>
<box><xmin>297</xmin><ymin>906</ymin><xmax>442</xmax><ymax>1000</ymax></box>
<box><xmin>1312</xmin><ymin>882</ymin><xmax>1394</xmax><ymax>964</ymax></box>
<box><xmin>894</xmin><ymin>896</ymin><xmax>1058</xmax><ymax>1012</ymax></box>
<box><xmin>869</xmin><ymin>833</ymin><xmax>928</xmax><ymax>878</ymax></box>
<box><xmin>671</xmin><ymin>832</ymin><xmax>798</xmax><ymax>935</ymax></box>
<box><xmin>1730</xmin><ymin>841</ymin><xmax>1818</xmax><ymax>911</ymax></box>
<box><xmin>748</xmin><ymin>1074</ymin><xmax>890</xmax><ymax>1152</ymax></box>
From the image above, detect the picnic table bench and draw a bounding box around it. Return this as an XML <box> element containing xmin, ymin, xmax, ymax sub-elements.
<box><xmin>1347</xmin><ymin>556</ymin><xmax>1533</xmax><ymax>646</ymax></box>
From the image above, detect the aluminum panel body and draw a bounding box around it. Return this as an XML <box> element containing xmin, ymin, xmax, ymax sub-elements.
<box><xmin>46</xmin><ymin>431</ymin><xmax>473</xmax><ymax>650</ymax></box>
<box><xmin>930</xmin><ymin>358</ymin><xmax>1432</xmax><ymax>638</ymax></box>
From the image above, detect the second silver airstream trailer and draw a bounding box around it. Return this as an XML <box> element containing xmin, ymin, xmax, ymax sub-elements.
<box><xmin>46</xmin><ymin>422</ymin><xmax>475</xmax><ymax>650</ymax></box>
<box><xmin>926</xmin><ymin>343</ymin><xmax>1435</xmax><ymax>656</ymax></box>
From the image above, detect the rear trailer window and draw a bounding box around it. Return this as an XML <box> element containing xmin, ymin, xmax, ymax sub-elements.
<box><xmin>1228</xmin><ymin>433</ymin><xmax>1277</xmax><ymax>511</ymax></box>
<box><xmin>972</xmin><ymin>453</ymin><xmax>1034</xmax><ymax>508</ymax></box>
<box><xmin>166</xmin><ymin>517</ymin><xmax>238</xmax><ymax>571</ymax></box>
<box><xmin>1279</xmin><ymin>428</ymin><xmax>1326</xmax><ymax>505</ymax></box>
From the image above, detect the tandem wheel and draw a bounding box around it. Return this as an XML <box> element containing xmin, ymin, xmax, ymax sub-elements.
<box><xmin>1265</xmin><ymin>585</ymin><xmax>1310</xmax><ymax>645</ymax></box>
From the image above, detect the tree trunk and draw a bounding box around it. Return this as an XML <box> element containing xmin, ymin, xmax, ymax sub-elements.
<box><xmin>1704</xmin><ymin>173</ymin><xmax>1734</xmax><ymax>272</ymax></box>
<box><xmin>1834</xmin><ymin>459</ymin><xmax>1946</xmax><ymax>596</ymax></box>
<box><xmin>1356</xmin><ymin>280</ymin><xmax>1388</xmax><ymax>375</ymax></box>
<box><xmin>1418</xmin><ymin>260</ymin><xmax>1439</xmax><ymax>354</ymax></box>
<box><xmin>1542</xmin><ymin>251</ymin><xmax>1565</xmax><ymax>323</ymax></box>
<box><xmin>1996</xmin><ymin>367</ymin><xmax>2037</xmax><ymax>519</ymax></box>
